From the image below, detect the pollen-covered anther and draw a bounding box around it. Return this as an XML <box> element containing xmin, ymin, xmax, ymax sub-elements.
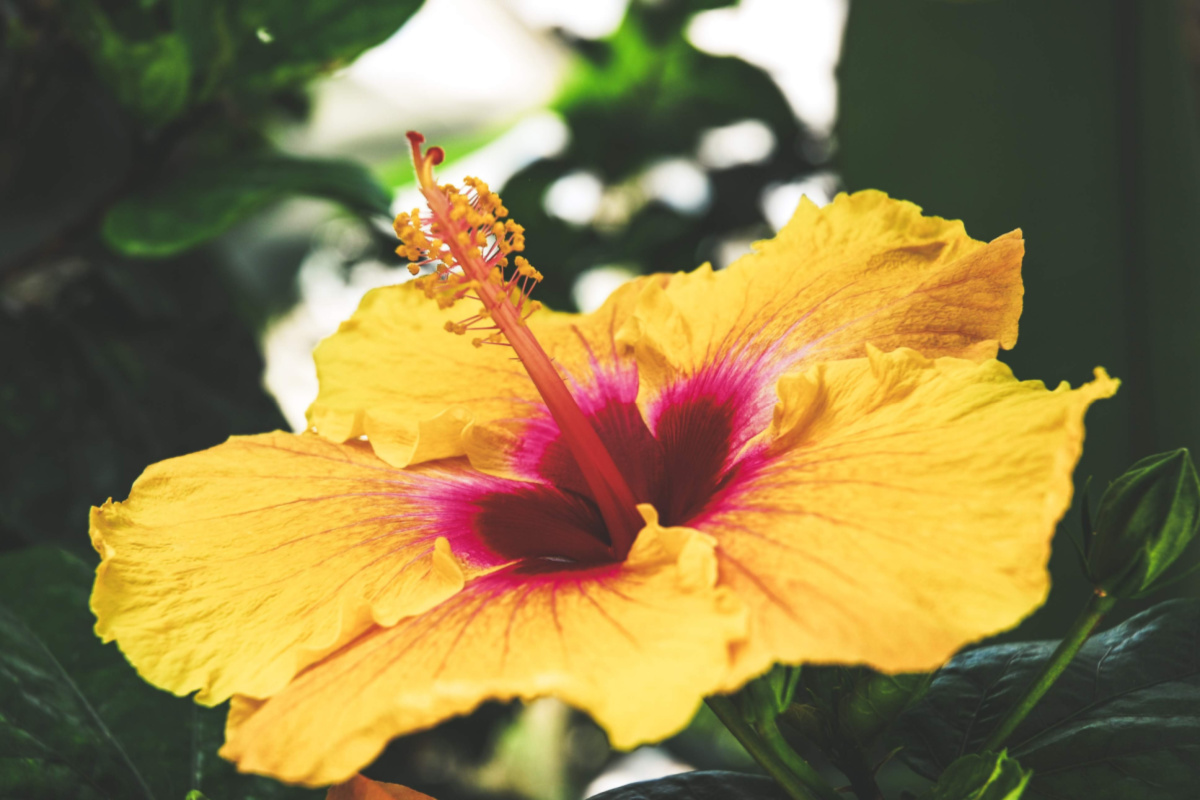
<box><xmin>391</xmin><ymin>151</ymin><xmax>544</xmax><ymax>337</ymax></box>
<box><xmin>472</xmin><ymin>331</ymin><xmax>507</xmax><ymax>349</ymax></box>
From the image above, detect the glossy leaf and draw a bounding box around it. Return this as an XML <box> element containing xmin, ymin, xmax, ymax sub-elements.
<box><xmin>922</xmin><ymin>752</ymin><xmax>1030</xmax><ymax>800</ymax></box>
<box><xmin>102</xmin><ymin>155</ymin><xmax>391</xmax><ymax>258</ymax></box>
<box><xmin>1087</xmin><ymin>449</ymin><xmax>1200</xmax><ymax>597</ymax></box>
<box><xmin>893</xmin><ymin>600</ymin><xmax>1200</xmax><ymax>800</ymax></box>
<box><xmin>0</xmin><ymin>547</ymin><xmax>319</xmax><ymax>800</ymax></box>
<box><xmin>232</xmin><ymin>0</ymin><xmax>423</xmax><ymax>90</ymax></box>
<box><xmin>0</xmin><ymin>603</ymin><xmax>150</xmax><ymax>800</ymax></box>
<box><xmin>587</xmin><ymin>770</ymin><xmax>788</xmax><ymax>800</ymax></box>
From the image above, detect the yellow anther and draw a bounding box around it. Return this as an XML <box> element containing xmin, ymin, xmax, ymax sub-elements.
<box><xmin>398</xmin><ymin>142</ymin><xmax>548</xmax><ymax>349</ymax></box>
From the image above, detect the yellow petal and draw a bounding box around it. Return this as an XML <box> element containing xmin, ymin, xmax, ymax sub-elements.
<box><xmin>618</xmin><ymin>191</ymin><xmax>1024</xmax><ymax>401</ymax></box>
<box><xmin>220</xmin><ymin>507</ymin><xmax>747</xmax><ymax>786</ymax></box>
<box><xmin>326</xmin><ymin>774</ymin><xmax>436</xmax><ymax>800</ymax></box>
<box><xmin>703</xmin><ymin>347</ymin><xmax>1116</xmax><ymax>687</ymax></box>
<box><xmin>308</xmin><ymin>280</ymin><xmax>647</xmax><ymax>468</ymax></box>
<box><xmin>90</xmin><ymin>433</ymin><xmax>473</xmax><ymax>705</ymax></box>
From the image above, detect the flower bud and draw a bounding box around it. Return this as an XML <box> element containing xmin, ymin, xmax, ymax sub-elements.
<box><xmin>740</xmin><ymin>664</ymin><xmax>801</xmax><ymax>724</ymax></box>
<box><xmin>838</xmin><ymin>671</ymin><xmax>931</xmax><ymax>747</ymax></box>
<box><xmin>1087</xmin><ymin>449</ymin><xmax>1200</xmax><ymax>598</ymax></box>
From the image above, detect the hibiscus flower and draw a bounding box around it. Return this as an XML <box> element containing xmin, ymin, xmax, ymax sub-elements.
<box><xmin>90</xmin><ymin>134</ymin><xmax>1116</xmax><ymax>786</ymax></box>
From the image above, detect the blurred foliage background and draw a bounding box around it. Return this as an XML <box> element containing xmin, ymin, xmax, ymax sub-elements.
<box><xmin>1</xmin><ymin>0</ymin><xmax>1197</xmax><ymax>798</ymax></box>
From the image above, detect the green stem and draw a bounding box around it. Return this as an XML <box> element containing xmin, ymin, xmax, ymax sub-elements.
<box><xmin>834</xmin><ymin>747</ymin><xmax>884</xmax><ymax>800</ymax></box>
<box><xmin>981</xmin><ymin>591</ymin><xmax>1118</xmax><ymax>752</ymax></box>
<box><xmin>706</xmin><ymin>697</ymin><xmax>840</xmax><ymax>800</ymax></box>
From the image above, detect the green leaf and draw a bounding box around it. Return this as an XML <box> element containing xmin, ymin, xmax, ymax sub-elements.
<box><xmin>0</xmin><ymin>258</ymin><xmax>287</xmax><ymax>552</ymax></box>
<box><xmin>231</xmin><ymin>0</ymin><xmax>423</xmax><ymax>90</ymax></box>
<box><xmin>168</xmin><ymin>0</ymin><xmax>235</xmax><ymax>102</ymax></box>
<box><xmin>837</xmin><ymin>671</ymin><xmax>931</xmax><ymax>748</ymax></box>
<box><xmin>67</xmin><ymin>1</ymin><xmax>192</xmax><ymax>127</ymax></box>
<box><xmin>0</xmin><ymin>71</ymin><xmax>132</xmax><ymax>272</ymax></box>
<box><xmin>922</xmin><ymin>752</ymin><xmax>1031</xmax><ymax>800</ymax></box>
<box><xmin>1087</xmin><ymin>449</ymin><xmax>1200</xmax><ymax>597</ymax></box>
<box><xmin>586</xmin><ymin>770</ymin><xmax>788</xmax><ymax>799</ymax></box>
<box><xmin>102</xmin><ymin>154</ymin><xmax>391</xmax><ymax>257</ymax></box>
<box><xmin>0</xmin><ymin>602</ymin><xmax>152</xmax><ymax>800</ymax></box>
<box><xmin>892</xmin><ymin>600</ymin><xmax>1200</xmax><ymax>800</ymax></box>
<box><xmin>553</xmin><ymin>12</ymin><xmax>800</xmax><ymax>181</ymax></box>
<box><xmin>0</xmin><ymin>547</ymin><xmax>320</xmax><ymax>800</ymax></box>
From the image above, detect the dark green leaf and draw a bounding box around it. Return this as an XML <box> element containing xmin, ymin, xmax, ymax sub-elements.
<box><xmin>837</xmin><ymin>671</ymin><xmax>931</xmax><ymax>748</ymax></box>
<box><xmin>1087</xmin><ymin>449</ymin><xmax>1200</xmax><ymax>597</ymax></box>
<box><xmin>554</xmin><ymin>12</ymin><xmax>800</xmax><ymax>181</ymax></box>
<box><xmin>0</xmin><ymin>547</ymin><xmax>319</xmax><ymax>800</ymax></box>
<box><xmin>231</xmin><ymin>0</ymin><xmax>423</xmax><ymax>90</ymax></box>
<box><xmin>168</xmin><ymin>0</ymin><xmax>236</xmax><ymax>102</ymax></box>
<box><xmin>0</xmin><ymin>601</ymin><xmax>152</xmax><ymax>800</ymax></box>
<box><xmin>0</xmin><ymin>72</ymin><xmax>132</xmax><ymax>272</ymax></box>
<box><xmin>0</xmin><ymin>257</ymin><xmax>286</xmax><ymax>553</ymax></box>
<box><xmin>587</xmin><ymin>770</ymin><xmax>788</xmax><ymax>800</ymax></box>
<box><xmin>102</xmin><ymin>155</ymin><xmax>391</xmax><ymax>257</ymax></box>
<box><xmin>892</xmin><ymin>600</ymin><xmax>1200</xmax><ymax>800</ymax></box>
<box><xmin>922</xmin><ymin>752</ymin><xmax>1031</xmax><ymax>800</ymax></box>
<box><xmin>67</xmin><ymin>1</ymin><xmax>191</xmax><ymax>127</ymax></box>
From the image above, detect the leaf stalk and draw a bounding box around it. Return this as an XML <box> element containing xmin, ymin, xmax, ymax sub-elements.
<box><xmin>706</xmin><ymin>696</ymin><xmax>841</xmax><ymax>800</ymax></box>
<box><xmin>980</xmin><ymin>590</ymin><xmax>1118</xmax><ymax>752</ymax></box>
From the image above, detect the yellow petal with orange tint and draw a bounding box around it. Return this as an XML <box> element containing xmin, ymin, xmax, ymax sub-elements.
<box><xmin>308</xmin><ymin>280</ymin><xmax>649</xmax><ymax>468</ymax></box>
<box><xmin>90</xmin><ymin>432</ymin><xmax>471</xmax><ymax>705</ymax></box>
<box><xmin>703</xmin><ymin>347</ymin><xmax>1117</xmax><ymax>688</ymax></box>
<box><xmin>326</xmin><ymin>774</ymin><xmax>435</xmax><ymax>800</ymax></box>
<box><xmin>220</xmin><ymin>506</ymin><xmax>746</xmax><ymax>786</ymax></box>
<box><xmin>618</xmin><ymin>191</ymin><xmax>1024</xmax><ymax>401</ymax></box>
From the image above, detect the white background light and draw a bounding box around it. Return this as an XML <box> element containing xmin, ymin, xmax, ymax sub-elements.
<box><xmin>544</xmin><ymin>171</ymin><xmax>606</xmax><ymax>225</ymax></box>
<box><xmin>761</xmin><ymin>171</ymin><xmax>840</xmax><ymax>230</ymax></box>
<box><xmin>697</xmin><ymin>119</ymin><xmax>776</xmax><ymax>169</ymax></box>
<box><xmin>571</xmin><ymin>265</ymin><xmax>638</xmax><ymax>312</ymax></box>
<box><xmin>641</xmin><ymin>159</ymin><xmax>712</xmax><ymax>215</ymax></box>
<box><xmin>689</xmin><ymin>0</ymin><xmax>849</xmax><ymax>137</ymax></box>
